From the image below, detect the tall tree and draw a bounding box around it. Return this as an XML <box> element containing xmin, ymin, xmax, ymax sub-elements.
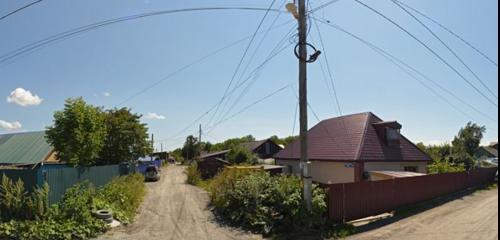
<box><xmin>182</xmin><ymin>135</ymin><xmax>199</xmax><ymax>160</ymax></box>
<box><xmin>97</xmin><ymin>108</ymin><xmax>152</xmax><ymax>165</ymax></box>
<box><xmin>451</xmin><ymin>122</ymin><xmax>486</xmax><ymax>169</ymax></box>
<box><xmin>46</xmin><ymin>98</ymin><xmax>106</xmax><ymax>166</ymax></box>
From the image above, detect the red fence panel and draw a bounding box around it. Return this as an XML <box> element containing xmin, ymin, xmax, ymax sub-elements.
<box><xmin>328</xmin><ymin>167</ymin><xmax>497</xmax><ymax>222</ymax></box>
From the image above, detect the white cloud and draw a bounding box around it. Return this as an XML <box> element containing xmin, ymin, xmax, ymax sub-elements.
<box><xmin>103</xmin><ymin>92</ymin><xmax>111</xmax><ymax>97</ymax></box>
<box><xmin>0</xmin><ymin>120</ymin><xmax>22</xmax><ymax>131</ymax></box>
<box><xmin>145</xmin><ymin>112</ymin><xmax>166</xmax><ymax>120</ymax></box>
<box><xmin>6</xmin><ymin>88</ymin><xmax>43</xmax><ymax>106</ymax></box>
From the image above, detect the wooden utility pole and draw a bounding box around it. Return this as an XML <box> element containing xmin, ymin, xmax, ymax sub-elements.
<box><xmin>297</xmin><ymin>0</ymin><xmax>312</xmax><ymax>211</ymax></box>
<box><xmin>198</xmin><ymin>124</ymin><xmax>202</xmax><ymax>155</ymax></box>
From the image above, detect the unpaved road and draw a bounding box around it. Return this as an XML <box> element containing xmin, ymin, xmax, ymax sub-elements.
<box><xmin>348</xmin><ymin>187</ymin><xmax>498</xmax><ymax>240</ymax></box>
<box><xmin>98</xmin><ymin>165</ymin><xmax>262</xmax><ymax>240</ymax></box>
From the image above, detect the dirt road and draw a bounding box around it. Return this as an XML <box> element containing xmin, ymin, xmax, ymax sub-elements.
<box><xmin>348</xmin><ymin>187</ymin><xmax>498</xmax><ymax>240</ymax></box>
<box><xmin>98</xmin><ymin>165</ymin><xmax>262</xmax><ymax>240</ymax></box>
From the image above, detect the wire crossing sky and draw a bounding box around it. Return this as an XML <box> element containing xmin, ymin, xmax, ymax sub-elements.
<box><xmin>0</xmin><ymin>0</ymin><xmax>497</xmax><ymax>151</ymax></box>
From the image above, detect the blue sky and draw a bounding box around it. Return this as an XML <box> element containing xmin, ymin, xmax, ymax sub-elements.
<box><xmin>0</xmin><ymin>0</ymin><xmax>498</xmax><ymax>151</ymax></box>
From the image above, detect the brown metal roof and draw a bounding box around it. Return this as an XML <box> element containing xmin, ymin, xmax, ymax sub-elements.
<box><xmin>274</xmin><ymin>112</ymin><xmax>432</xmax><ymax>162</ymax></box>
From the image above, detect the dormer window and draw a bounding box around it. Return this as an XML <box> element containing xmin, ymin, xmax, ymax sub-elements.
<box><xmin>386</xmin><ymin>127</ymin><xmax>400</xmax><ymax>141</ymax></box>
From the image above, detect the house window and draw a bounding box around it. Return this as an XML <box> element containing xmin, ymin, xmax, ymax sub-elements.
<box><xmin>404</xmin><ymin>166</ymin><xmax>418</xmax><ymax>172</ymax></box>
<box><xmin>386</xmin><ymin>127</ymin><xmax>400</xmax><ymax>141</ymax></box>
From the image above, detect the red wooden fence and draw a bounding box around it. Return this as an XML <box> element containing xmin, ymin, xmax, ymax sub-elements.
<box><xmin>327</xmin><ymin>168</ymin><xmax>498</xmax><ymax>222</ymax></box>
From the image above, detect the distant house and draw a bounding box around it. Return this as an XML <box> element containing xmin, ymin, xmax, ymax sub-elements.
<box><xmin>239</xmin><ymin>139</ymin><xmax>283</xmax><ymax>159</ymax></box>
<box><xmin>275</xmin><ymin>112</ymin><xmax>432</xmax><ymax>184</ymax></box>
<box><xmin>0</xmin><ymin>131</ymin><xmax>60</xmax><ymax>168</ymax></box>
<box><xmin>475</xmin><ymin>142</ymin><xmax>498</xmax><ymax>164</ymax></box>
<box><xmin>196</xmin><ymin>150</ymin><xmax>231</xmax><ymax>179</ymax></box>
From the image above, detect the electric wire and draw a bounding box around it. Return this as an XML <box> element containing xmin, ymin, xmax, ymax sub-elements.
<box><xmin>353</xmin><ymin>0</ymin><xmax>498</xmax><ymax>108</ymax></box>
<box><xmin>0</xmin><ymin>0</ymin><xmax>43</xmax><ymax>21</ymax></box>
<box><xmin>117</xmin><ymin>20</ymin><xmax>294</xmax><ymax>106</ymax></box>
<box><xmin>392</xmin><ymin>0</ymin><xmax>498</xmax><ymax>100</ymax></box>
<box><xmin>206</xmin><ymin>0</ymin><xmax>280</xmax><ymax>128</ymax></box>
<box><xmin>394</xmin><ymin>0</ymin><xmax>498</xmax><ymax>67</ymax></box>
<box><xmin>313</xmin><ymin>16</ymin><xmax>496</xmax><ymax>122</ymax></box>
<box><xmin>0</xmin><ymin>7</ymin><xmax>287</xmax><ymax>66</ymax></box>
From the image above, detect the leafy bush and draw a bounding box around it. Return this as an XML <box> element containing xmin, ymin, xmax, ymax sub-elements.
<box><xmin>0</xmin><ymin>173</ymin><xmax>145</xmax><ymax>240</ymax></box>
<box><xmin>227</xmin><ymin>146</ymin><xmax>257</xmax><ymax>165</ymax></box>
<box><xmin>97</xmin><ymin>173</ymin><xmax>145</xmax><ymax>223</ymax></box>
<box><xmin>428</xmin><ymin>158</ymin><xmax>466</xmax><ymax>174</ymax></box>
<box><xmin>186</xmin><ymin>163</ymin><xmax>202</xmax><ymax>185</ymax></box>
<box><xmin>0</xmin><ymin>175</ymin><xmax>49</xmax><ymax>222</ymax></box>
<box><xmin>208</xmin><ymin>168</ymin><xmax>328</xmax><ymax>234</ymax></box>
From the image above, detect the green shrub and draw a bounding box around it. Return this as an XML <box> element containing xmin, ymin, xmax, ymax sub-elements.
<box><xmin>208</xmin><ymin>168</ymin><xmax>328</xmax><ymax>234</ymax></box>
<box><xmin>97</xmin><ymin>173</ymin><xmax>145</xmax><ymax>223</ymax></box>
<box><xmin>186</xmin><ymin>163</ymin><xmax>202</xmax><ymax>185</ymax></box>
<box><xmin>428</xmin><ymin>158</ymin><xmax>466</xmax><ymax>174</ymax></box>
<box><xmin>0</xmin><ymin>173</ymin><xmax>145</xmax><ymax>240</ymax></box>
<box><xmin>227</xmin><ymin>146</ymin><xmax>257</xmax><ymax>165</ymax></box>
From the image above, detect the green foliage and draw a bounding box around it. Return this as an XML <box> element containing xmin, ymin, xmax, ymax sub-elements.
<box><xmin>427</xmin><ymin>158</ymin><xmax>466</xmax><ymax>174</ymax></box>
<box><xmin>0</xmin><ymin>174</ymin><xmax>145</xmax><ymax>240</ymax></box>
<box><xmin>46</xmin><ymin>98</ymin><xmax>107</xmax><ymax>167</ymax></box>
<box><xmin>26</xmin><ymin>183</ymin><xmax>50</xmax><ymax>221</ymax></box>
<box><xmin>269</xmin><ymin>135</ymin><xmax>298</xmax><ymax>147</ymax></box>
<box><xmin>98</xmin><ymin>108</ymin><xmax>153</xmax><ymax>165</ymax></box>
<box><xmin>96</xmin><ymin>173</ymin><xmax>145</xmax><ymax>224</ymax></box>
<box><xmin>452</xmin><ymin>122</ymin><xmax>486</xmax><ymax>157</ymax></box>
<box><xmin>182</xmin><ymin>135</ymin><xmax>199</xmax><ymax>160</ymax></box>
<box><xmin>0</xmin><ymin>175</ymin><xmax>26</xmax><ymax>221</ymax></box>
<box><xmin>227</xmin><ymin>146</ymin><xmax>257</xmax><ymax>165</ymax></box>
<box><xmin>210</xmin><ymin>135</ymin><xmax>256</xmax><ymax>152</ymax></box>
<box><xmin>208</xmin><ymin>168</ymin><xmax>328</xmax><ymax>235</ymax></box>
<box><xmin>186</xmin><ymin>163</ymin><xmax>202</xmax><ymax>185</ymax></box>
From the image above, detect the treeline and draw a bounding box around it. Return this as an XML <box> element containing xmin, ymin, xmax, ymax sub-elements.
<box><xmin>46</xmin><ymin>98</ymin><xmax>152</xmax><ymax>167</ymax></box>
<box><xmin>417</xmin><ymin>122</ymin><xmax>490</xmax><ymax>173</ymax></box>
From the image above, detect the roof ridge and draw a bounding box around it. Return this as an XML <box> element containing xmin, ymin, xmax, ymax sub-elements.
<box><xmin>354</xmin><ymin>113</ymin><xmax>372</xmax><ymax>160</ymax></box>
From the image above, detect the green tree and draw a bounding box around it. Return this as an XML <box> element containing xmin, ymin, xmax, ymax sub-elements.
<box><xmin>451</xmin><ymin>122</ymin><xmax>486</xmax><ymax>169</ymax></box>
<box><xmin>227</xmin><ymin>146</ymin><xmax>257</xmax><ymax>165</ymax></box>
<box><xmin>97</xmin><ymin>108</ymin><xmax>152</xmax><ymax>165</ymax></box>
<box><xmin>182</xmin><ymin>135</ymin><xmax>199</xmax><ymax>160</ymax></box>
<box><xmin>46</xmin><ymin>98</ymin><xmax>106</xmax><ymax>166</ymax></box>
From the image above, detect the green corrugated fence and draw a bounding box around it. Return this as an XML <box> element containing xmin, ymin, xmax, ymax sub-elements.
<box><xmin>0</xmin><ymin>164</ymin><xmax>130</xmax><ymax>204</ymax></box>
<box><xmin>0</xmin><ymin>169</ymin><xmax>38</xmax><ymax>192</ymax></box>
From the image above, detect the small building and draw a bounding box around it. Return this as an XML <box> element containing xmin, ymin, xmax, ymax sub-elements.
<box><xmin>196</xmin><ymin>150</ymin><xmax>231</xmax><ymax>179</ymax></box>
<box><xmin>275</xmin><ymin>112</ymin><xmax>432</xmax><ymax>184</ymax></box>
<box><xmin>239</xmin><ymin>139</ymin><xmax>283</xmax><ymax>159</ymax></box>
<box><xmin>0</xmin><ymin>131</ymin><xmax>60</xmax><ymax>168</ymax></box>
<box><xmin>475</xmin><ymin>142</ymin><xmax>498</xmax><ymax>164</ymax></box>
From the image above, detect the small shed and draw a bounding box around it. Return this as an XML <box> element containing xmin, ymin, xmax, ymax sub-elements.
<box><xmin>196</xmin><ymin>150</ymin><xmax>231</xmax><ymax>179</ymax></box>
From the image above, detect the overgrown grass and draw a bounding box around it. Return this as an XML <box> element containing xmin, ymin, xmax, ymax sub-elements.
<box><xmin>0</xmin><ymin>173</ymin><xmax>145</xmax><ymax>240</ymax></box>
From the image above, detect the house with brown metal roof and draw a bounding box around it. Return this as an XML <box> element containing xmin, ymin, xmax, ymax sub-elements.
<box><xmin>275</xmin><ymin>112</ymin><xmax>432</xmax><ymax>184</ymax></box>
<box><xmin>239</xmin><ymin>138</ymin><xmax>283</xmax><ymax>159</ymax></box>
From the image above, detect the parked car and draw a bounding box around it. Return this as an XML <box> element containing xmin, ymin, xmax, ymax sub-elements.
<box><xmin>145</xmin><ymin>165</ymin><xmax>160</xmax><ymax>181</ymax></box>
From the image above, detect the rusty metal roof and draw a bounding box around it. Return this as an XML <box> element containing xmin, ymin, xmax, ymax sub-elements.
<box><xmin>0</xmin><ymin>131</ymin><xmax>53</xmax><ymax>165</ymax></box>
<box><xmin>274</xmin><ymin>112</ymin><xmax>432</xmax><ymax>162</ymax></box>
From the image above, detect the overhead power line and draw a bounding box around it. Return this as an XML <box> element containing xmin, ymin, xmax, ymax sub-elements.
<box><xmin>312</xmin><ymin>16</ymin><xmax>496</xmax><ymax>122</ymax></box>
<box><xmin>214</xmin><ymin>0</ymin><xmax>288</xmax><ymax>124</ymax></box>
<box><xmin>393</xmin><ymin>0</ymin><xmax>498</xmax><ymax>67</ymax></box>
<box><xmin>0</xmin><ymin>0</ymin><xmax>43</xmax><ymax>21</ymax></box>
<box><xmin>353</xmin><ymin>0</ymin><xmax>498</xmax><ymax>108</ymax></box>
<box><xmin>391</xmin><ymin>0</ymin><xmax>498</xmax><ymax>100</ymax></box>
<box><xmin>308</xmin><ymin>0</ymin><xmax>343</xmax><ymax>14</ymax></box>
<box><xmin>206</xmin><ymin>0</ymin><xmax>278</xmax><ymax>128</ymax></box>
<box><xmin>0</xmin><ymin>7</ymin><xmax>286</xmax><ymax>66</ymax></box>
<box><xmin>117</xmin><ymin>20</ymin><xmax>294</xmax><ymax>106</ymax></box>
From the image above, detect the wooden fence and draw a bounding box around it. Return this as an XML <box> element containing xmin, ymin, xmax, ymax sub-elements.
<box><xmin>327</xmin><ymin>167</ymin><xmax>498</xmax><ymax>222</ymax></box>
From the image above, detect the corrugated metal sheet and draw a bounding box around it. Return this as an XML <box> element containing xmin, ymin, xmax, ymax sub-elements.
<box><xmin>0</xmin><ymin>131</ymin><xmax>53</xmax><ymax>165</ymax></box>
<box><xmin>328</xmin><ymin>168</ymin><xmax>498</xmax><ymax>222</ymax></box>
<box><xmin>44</xmin><ymin>164</ymin><xmax>124</xmax><ymax>204</ymax></box>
